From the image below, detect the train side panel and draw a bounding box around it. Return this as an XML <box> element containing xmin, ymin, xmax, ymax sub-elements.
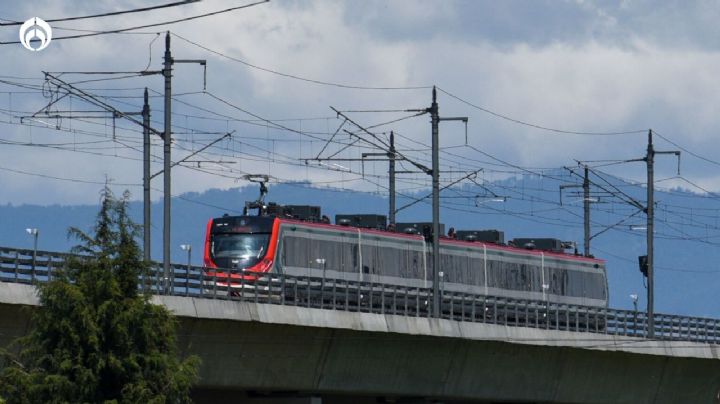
<box><xmin>274</xmin><ymin>221</ymin><xmax>608</xmax><ymax>307</ymax></box>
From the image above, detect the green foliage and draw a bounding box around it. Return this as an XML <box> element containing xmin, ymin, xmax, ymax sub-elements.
<box><xmin>0</xmin><ymin>188</ymin><xmax>199</xmax><ymax>403</ymax></box>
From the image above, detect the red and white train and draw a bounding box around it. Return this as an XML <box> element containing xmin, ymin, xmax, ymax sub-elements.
<box><xmin>203</xmin><ymin>206</ymin><xmax>608</xmax><ymax>308</ymax></box>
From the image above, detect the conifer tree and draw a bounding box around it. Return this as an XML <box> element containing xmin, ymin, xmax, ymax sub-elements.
<box><xmin>0</xmin><ymin>188</ymin><xmax>199</xmax><ymax>403</ymax></box>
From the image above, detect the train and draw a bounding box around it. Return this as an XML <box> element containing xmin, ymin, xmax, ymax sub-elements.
<box><xmin>203</xmin><ymin>201</ymin><xmax>608</xmax><ymax>308</ymax></box>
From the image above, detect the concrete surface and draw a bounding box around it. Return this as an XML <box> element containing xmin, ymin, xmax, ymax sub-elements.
<box><xmin>2</xmin><ymin>282</ymin><xmax>720</xmax><ymax>403</ymax></box>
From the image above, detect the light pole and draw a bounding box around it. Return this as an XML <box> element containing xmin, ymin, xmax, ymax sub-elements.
<box><xmin>180</xmin><ymin>243</ymin><xmax>192</xmax><ymax>270</ymax></box>
<box><xmin>180</xmin><ymin>244</ymin><xmax>191</xmax><ymax>295</ymax></box>
<box><xmin>630</xmin><ymin>293</ymin><xmax>639</xmax><ymax>334</ymax></box>
<box><xmin>25</xmin><ymin>228</ymin><xmax>38</xmax><ymax>280</ymax></box>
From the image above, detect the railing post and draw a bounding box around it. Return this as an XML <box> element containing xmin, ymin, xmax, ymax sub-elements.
<box><xmin>185</xmin><ymin>264</ymin><xmax>190</xmax><ymax>297</ymax></box>
<box><xmin>392</xmin><ymin>285</ymin><xmax>396</xmax><ymax>315</ymax></box>
<box><xmin>306</xmin><ymin>277</ymin><xmax>311</xmax><ymax>308</ymax></box>
<box><xmin>471</xmin><ymin>295</ymin><xmax>477</xmax><ymax>322</ymax></box>
<box><xmin>31</xmin><ymin>250</ymin><xmax>36</xmax><ymax>283</ymax></box>
<box><xmin>157</xmin><ymin>263</ymin><xmax>163</xmax><ymax>295</ymax></box>
<box><xmin>331</xmin><ymin>277</ymin><xmax>336</xmax><ymax>309</ymax></box>
<box><xmin>482</xmin><ymin>296</ymin><xmax>487</xmax><ymax>323</ymax></box>
<box><xmin>403</xmin><ymin>286</ymin><xmax>408</xmax><ymax>316</ymax></box>
<box><xmin>294</xmin><ymin>278</ymin><xmax>299</xmax><ymax>307</ymax></box>
<box><xmin>448</xmin><ymin>292</ymin><xmax>454</xmax><ymax>320</ymax></box>
<box><xmin>258</xmin><ymin>274</ymin><xmax>265</xmax><ymax>304</ymax></box>
<box><xmin>380</xmin><ymin>283</ymin><xmax>385</xmax><ymax>314</ymax></box>
<box><xmin>416</xmin><ymin>288</ymin><xmax>421</xmax><ymax>318</ymax></box>
<box><xmin>14</xmin><ymin>251</ymin><xmax>19</xmax><ymax>282</ymax></box>
<box><xmin>369</xmin><ymin>281</ymin><xmax>373</xmax><ymax>313</ymax></box>
<box><xmin>281</xmin><ymin>273</ymin><xmax>286</xmax><ymax>306</ymax></box>
<box><xmin>212</xmin><ymin>270</ymin><xmax>218</xmax><ymax>299</ymax></box>
<box><xmin>492</xmin><ymin>299</ymin><xmax>497</xmax><ymax>325</ymax></box>
<box><xmin>320</xmin><ymin>273</ymin><xmax>325</xmax><ymax>310</ymax></box>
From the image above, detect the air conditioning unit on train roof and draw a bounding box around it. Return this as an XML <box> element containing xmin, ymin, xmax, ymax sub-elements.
<box><xmin>395</xmin><ymin>222</ymin><xmax>444</xmax><ymax>237</ymax></box>
<box><xmin>510</xmin><ymin>238</ymin><xmax>571</xmax><ymax>253</ymax></box>
<box><xmin>456</xmin><ymin>230</ymin><xmax>504</xmax><ymax>244</ymax></box>
<box><xmin>334</xmin><ymin>214</ymin><xmax>387</xmax><ymax>230</ymax></box>
<box><xmin>263</xmin><ymin>203</ymin><xmax>321</xmax><ymax>221</ymax></box>
<box><xmin>284</xmin><ymin>205</ymin><xmax>321</xmax><ymax>221</ymax></box>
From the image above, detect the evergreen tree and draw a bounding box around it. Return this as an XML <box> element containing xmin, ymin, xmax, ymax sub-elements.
<box><xmin>0</xmin><ymin>188</ymin><xmax>199</xmax><ymax>403</ymax></box>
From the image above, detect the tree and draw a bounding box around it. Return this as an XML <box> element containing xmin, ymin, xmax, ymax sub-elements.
<box><xmin>0</xmin><ymin>188</ymin><xmax>199</xmax><ymax>403</ymax></box>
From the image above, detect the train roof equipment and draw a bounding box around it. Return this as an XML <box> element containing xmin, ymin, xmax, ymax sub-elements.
<box><xmin>456</xmin><ymin>229</ymin><xmax>504</xmax><ymax>244</ymax></box>
<box><xmin>395</xmin><ymin>222</ymin><xmax>445</xmax><ymax>238</ymax></box>
<box><xmin>335</xmin><ymin>214</ymin><xmax>387</xmax><ymax>230</ymax></box>
<box><xmin>510</xmin><ymin>238</ymin><xmax>577</xmax><ymax>254</ymax></box>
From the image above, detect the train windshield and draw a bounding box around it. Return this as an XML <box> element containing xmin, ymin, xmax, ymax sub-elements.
<box><xmin>212</xmin><ymin>233</ymin><xmax>270</xmax><ymax>260</ymax></box>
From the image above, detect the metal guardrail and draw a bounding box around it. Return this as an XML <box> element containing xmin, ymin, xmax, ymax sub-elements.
<box><xmin>2</xmin><ymin>246</ymin><xmax>719</xmax><ymax>344</ymax></box>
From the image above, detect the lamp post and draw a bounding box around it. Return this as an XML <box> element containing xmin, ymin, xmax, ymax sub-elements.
<box><xmin>180</xmin><ymin>244</ymin><xmax>191</xmax><ymax>294</ymax></box>
<box><xmin>25</xmin><ymin>228</ymin><xmax>38</xmax><ymax>280</ymax></box>
<box><xmin>180</xmin><ymin>243</ymin><xmax>192</xmax><ymax>269</ymax></box>
<box><xmin>630</xmin><ymin>293</ymin><xmax>639</xmax><ymax>335</ymax></box>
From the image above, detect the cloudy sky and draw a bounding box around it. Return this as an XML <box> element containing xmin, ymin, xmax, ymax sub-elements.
<box><xmin>2</xmin><ymin>0</ymin><xmax>720</xmax><ymax>206</ymax></box>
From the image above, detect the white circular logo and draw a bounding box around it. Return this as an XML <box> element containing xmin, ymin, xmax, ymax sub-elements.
<box><xmin>19</xmin><ymin>17</ymin><xmax>52</xmax><ymax>51</ymax></box>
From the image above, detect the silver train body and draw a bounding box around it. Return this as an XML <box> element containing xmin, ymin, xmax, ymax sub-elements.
<box><xmin>273</xmin><ymin>220</ymin><xmax>608</xmax><ymax>308</ymax></box>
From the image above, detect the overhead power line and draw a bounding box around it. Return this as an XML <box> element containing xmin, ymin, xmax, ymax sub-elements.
<box><xmin>436</xmin><ymin>87</ymin><xmax>647</xmax><ymax>136</ymax></box>
<box><xmin>0</xmin><ymin>1</ymin><xmax>201</xmax><ymax>26</ymax></box>
<box><xmin>171</xmin><ymin>32</ymin><xmax>432</xmax><ymax>90</ymax></box>
<box><xmin>0</xmin><ymin>0</ymin><xmax>268</xmax><ymax>45</ymax></box>
<box><xmin>653</xmin><ymin>130</ymin><xmax>720</xmax><ymax>168</ymax></box>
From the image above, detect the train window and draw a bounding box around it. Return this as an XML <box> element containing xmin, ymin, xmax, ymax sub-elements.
<box><xmin>409</xmin><ymin>249</ymin><xmax>422</xmax><ymax>280</ymax></box>
<box><xmin>361</xmin><ymin>242</ymin><xmax>377</xmax><ymax>275</ymax></box>
<box><xmin>213</xmin><ymin>233</ymin><xmax>270</xmax><ymax>259</ymax></box>
<box><xmin>281</xmin><ymin>235</ymin><xmax>309</xmax><ymax>268</ymax></box>
<box><xmin>470</xmin><ymin>256</ymin><xmax>484</xmax><ymax>287</ymax></box>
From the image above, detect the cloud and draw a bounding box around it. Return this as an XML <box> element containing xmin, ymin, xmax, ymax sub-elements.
<box><xmin>2</xmin><ymin>0</ymin><xmax>720</xmax><ymax>205</ymax></box>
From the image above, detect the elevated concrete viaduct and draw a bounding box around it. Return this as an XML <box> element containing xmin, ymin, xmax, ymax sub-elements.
<box><xmin>1</xmin><ymin>283</ymin><xmax>719</xmax><ymax>403</ymax></box>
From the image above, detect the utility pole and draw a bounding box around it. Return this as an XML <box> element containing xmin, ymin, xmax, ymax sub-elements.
<box><xmin>162</xmin><ymin>33</ymin><xmax>172</xmax><ymax>293</ymax></box>
<box><xmin>646</xmin><ymin>130</ymin><xmax>655</xmax><ymax>337</ymax></box>
<box><xmin>583</xmin><ymin>166</ymin><xmax>591</xmax><ymax>257</ymax></box>
<box><xmin>430</xmin><ymin>88</ymin><xmax>441</xmax><ymax>318</ymax></box>
<box><xmin>561</xmin><ymin>166</ymin><xmax>593</xmax><ymax>257</ymax></box>
<box><xmin>428</xmin><ymin>87</ymin><xmax>468</xmax><ymax>318</ymax></box>
<box><xmin>643</xmin><ymin>129</ymin><xmax>680</xmax><ymax>338</ymax></box>
<box><xmin>161</xmin><ymin>31</ymin><xmax>206</xmax><ymax>294</ymax></box>
<box><xmin>142</xmin><ymin>88</ymin><xmax>151</xmax><ymax>263</ymax></box>
<box><xmin>389</xmin><ymin>131</ymin><xmax>396</xmax><ymax>226</ymax></box>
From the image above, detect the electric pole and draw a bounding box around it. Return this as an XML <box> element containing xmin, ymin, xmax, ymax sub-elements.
<box><xmin>142</xmin><ymin>88</ymin><xmax>151</xmax><ymax>263</ymax></box>
<box><xmin>428</xmin><ymin>87</ymin><xmax>468</xmax><ymax>318</ymax></box>
<box><xmin>162</xmin><ymin>33</ymin><xmax>172</xmax><ymax>293</ymax></box>
<box><xmin>643</xmin><ymin>129</ymin><xmax>680</xmax><ymax>338</ymax></box>
<box><xmin>430</xmin><ymin>88</ymin><xmax>440</xmax><ymax>318</ymax></box>
<box><xmin>389</xmin><ymin>131</ymin><xmax>396</xmax><ymax>226</ymax></box>
<box><xmin>561</xmin><ymin>166</ymin><xmax>593</xmax><ymax>257</ymax></box>
<box><xmin>161</xmin><ymin>31</ymin><xmax>206</xmax><ymax>293</ymax></box>
<box><xmin>583</xmin><ymin>165</ymin><xmax>590</xmax><ymax>257</ymax></box>
<box><xmin>646</xmin><ymin>130</ymin><xmax>655</xmax><ymax>337</ymax></box>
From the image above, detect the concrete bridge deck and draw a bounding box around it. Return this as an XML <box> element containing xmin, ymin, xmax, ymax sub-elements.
<box><xmin>1</xmin><ymin>282</ymin><xmax>719</xmax><ymax>403</ymax></box>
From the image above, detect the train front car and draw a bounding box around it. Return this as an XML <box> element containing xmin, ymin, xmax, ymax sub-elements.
<box><xmin>203</xmin><ymin>215</ymin><xmax>279</xmax><ymax>289</ymax></box>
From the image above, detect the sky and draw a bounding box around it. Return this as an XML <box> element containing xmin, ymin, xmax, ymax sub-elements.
<box><xmin>1</xmin><ymin>0</ymin><xmax>720</xmax><ymax>206</ymax></box>
<box><xmin>2</xmin><ymin>0</ymin><xmax>720</xmax><ymax>316</ymax></box>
